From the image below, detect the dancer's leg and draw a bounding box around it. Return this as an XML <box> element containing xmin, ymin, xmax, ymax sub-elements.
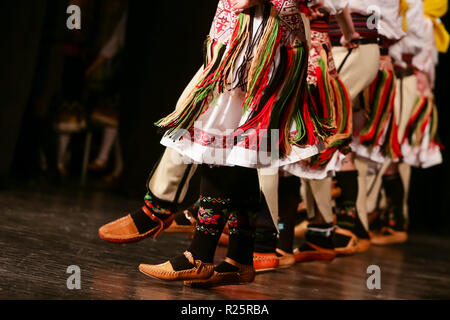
<box><xmin>90</xmin><ymin>127</ymin><xmax>117</xmax><ymax>168</ymax></box>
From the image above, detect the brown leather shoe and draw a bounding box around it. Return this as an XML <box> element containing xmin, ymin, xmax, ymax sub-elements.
<box><xmin>275</xmin><ymin>249</ymin><xmax>295</xmax><ymax>268</ymax></box>
<box><xmin>98</xmin><ymin>208</ymin><xmax>174</xmax><ymax>243</ymax></box>
<box><xmin>139</xmin><ymin>251</ymin><xmax>215</xmax><ymax>281</ymax></box>
<box><xmin>184</xmin><ymin>258</ymin><xmax>255</xmax><ymax>288</ymax></box>
<box><xmin>371</xmin><ymin>227</ymin><xmax>408</xmax><ymax>245</ymax></box>
<box><xmin>253</xmin><ymin>252</ymin><xmax>279</xmax><ymax>272</ymax></box>
<box><xmin>294</xmin><ymin>220</ymin><xmax>308</xmax><ymax>238</ymax></box>
<box><xmin>165</xmin><ymin>210</ymin><xmax>196</xmax><ymax>233</ymax></box>
<box><xmin>294</xmin><ymin>243</ymin><xmax>336</xmax><ymax>263</ymax></box>
<box><xmin>333</xmin><ymin>228</ymin><xmax>359</xmax><ymax>256</ymax></box>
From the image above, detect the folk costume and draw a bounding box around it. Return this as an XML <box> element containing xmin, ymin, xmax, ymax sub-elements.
<box><xmin>252</xmin><ymin>1</ymin><xmax>359</xmax><ymax>270</ymax></box>
<box><xmin>136</xmin><ymin>0</ymin><xmax>320</xmax><ymax>287</ymax></box>
<box><xmin>310</xmin><ymin>0</ymin><xmax>384</xmax><ymax>251</ymax></box>
<box><xmin>285</xmin><ymin>1</ymin><xmax>358</xmax><ymax>262</ymax></box>
<box><xmin>98</xmin><ymin>0</ymin><xmax>316</xmax><ymax>245</ymax></box>
<box><xmin>157</xmin><ymin>1</ymin><xmax>325</xmax><ymax>168</ymax></box>
<box><xmin>371</xmin><ymin>0</ymin><xmax>448</xmax><ymax>245</ymax></box>
<box><xmin>401</xmin><ymin>0</ymin><xmax>448</xmax><ymax>169</ymax></box>
<box><xmin>345</xmin><ymin>1</ymin><xmax>410</xmax><ymax>244</ymax></box>
<box><xmin>350</xmin><ymin>1</ymin><xmax>407</xmax><ymax>164</ymax></box>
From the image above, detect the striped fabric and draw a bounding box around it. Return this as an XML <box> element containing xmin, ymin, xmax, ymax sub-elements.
<box><xmin>328</xmin><ymin>13</ymin><xmax>379</xmax><ymax>41</ymax></box>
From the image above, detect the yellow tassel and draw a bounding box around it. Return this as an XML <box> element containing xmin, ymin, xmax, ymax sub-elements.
<box><xmin>399</xmin><ymin>0</ymin><xmax>409</xmax><ymax>32</ymax></box>
<box><xmin>424</xmin><ymin>0</ymin><xmax>450</xmax><ymax>53</ymax></box>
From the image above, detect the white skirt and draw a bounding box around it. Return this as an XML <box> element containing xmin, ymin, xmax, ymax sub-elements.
<box><xmin>161</xmin><ymin>89</ymin><xmax>322</xmax><ymax>168</ymax></box>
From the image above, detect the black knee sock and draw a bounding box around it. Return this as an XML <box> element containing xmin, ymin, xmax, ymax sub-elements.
<box><xmin>224</xmin><ymin>167</ymin><xmax>260</xmax><ymax>266</ymax></box>
<box><xmin>300</xmin><ymin>223</ymin><xmax>335</xmax><ymax>250</ymax></box>
<box><xmin>277</xmin><ymin>176</ymin><xmax>301</xmax><ymax>254</ymax></box>
<box><xmin>173</xmin><ymin>165</ymin><xmax>260</xmax><ymax>270</ymax></box>
<box><xmin>382</xmin><ymin>173</ymin><xmax>406</xmax><ymax>231</ymax></box>
<box><xmin>226</xmin><ymin>209</ymin><xmax>257</xmax><ymax>266</ymax></box>
<box><xmin>335</xmin><ymin>171</ymin><xmax>369</xmax><ymax>239</ymax></box>
<box><xmin>254</xmin><ymin>196</ymin><xmax>278</xmax><ymax>253</ymax></box>
<box><xmin>174</xmin><ymin>200</ymin><xmax>199</xmax><ymax>225</ymax></box>
<box><xmin>130</xmin><ymin>192</ymin><xmax>174</xmax><ymax>234</ymax></box>
<box><xmin>335</xmin><ymin>171</ymin><xmax>358</xmax><ymax>209</ymax></box>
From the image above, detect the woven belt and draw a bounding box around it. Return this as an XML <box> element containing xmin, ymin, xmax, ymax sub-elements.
<box><xmin>394</xmin><ymin>67</ymin><xmax>414</xmax><ymax>78</ymax></box>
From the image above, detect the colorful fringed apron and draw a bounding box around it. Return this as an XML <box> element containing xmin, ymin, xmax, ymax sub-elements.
<box><xmin>284</xmin><ymin>16</ymin><xmax>352</xmax><ymax>179</ymax></box>
<box><xmin>401</xmin><ymin>95</ymin><xmax>443</xmax><ymax>168</ymax></box>
<box><xmin>351</xmin><ymin>67</ymin><xmax>402</xmax><ymax>163</ymax></box>
<box><xmin>156</xmin><ymin>0</ymin><xmax>323</xmax><ymax>168</ymax></box>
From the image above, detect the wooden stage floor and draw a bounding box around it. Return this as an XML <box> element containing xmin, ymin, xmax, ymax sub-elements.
<box><xmin>1</xmin><ymin>184</ymin><xmax>450</xmax><ymax>300</ymax></box>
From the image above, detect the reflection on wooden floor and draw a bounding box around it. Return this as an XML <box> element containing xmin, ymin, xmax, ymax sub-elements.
<box><xmin>1</xmin><ymin>184</ymin><xmax>450</xmax><ymax>300</ymax></box>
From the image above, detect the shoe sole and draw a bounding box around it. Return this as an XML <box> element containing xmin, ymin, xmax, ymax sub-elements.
<box><xmin>255</xmin><ymin>267</ymin><xmax>278</xmax><ymax>273</ymax></box>
<box><xmin>295</xmin><ymin>252</ymin><xmax>336</xmax><ymax>263</ymax></box>
<box><xmin>164</xmin><ymin>225</ymin><xmax>195</xmax><ymax>233</ymax></box>
<box><xmin>139</xmin><ymin>267</ymin><xmax>213</xmax><ymax>282</ymax></box>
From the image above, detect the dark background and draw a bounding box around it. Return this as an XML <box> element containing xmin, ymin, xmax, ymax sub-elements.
<box><xmin>0</xmin><ymin>0</ymin><xmax>449</xmax><ymax>234</ymax></box>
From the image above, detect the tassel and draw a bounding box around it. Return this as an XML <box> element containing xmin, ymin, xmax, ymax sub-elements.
<box><xmin>359</xmin><ymin>70</ymin><xmax>396</xmax><ymax>149</ymax></box>
<box><xmin>156</xmin><ymin>12</ymin><xmax>252</xmax><ymax>138</ymax></box>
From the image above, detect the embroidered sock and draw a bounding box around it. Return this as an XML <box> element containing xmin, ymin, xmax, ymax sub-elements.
<box><xmin>382</xmin><ymin>173</ymin><xmax>406</xmax><ymax>231</ymax></box>
<box><xmin>277</xmin><ymin>176</ymin><xmax>301</xmax><ymax>254</ymax></box>
<box><xmin>187</xmin><ymin>196</ymin><xmax>231</xmax><ymax>263</ymax></box>
<box><xmin>130</xmin><ymin>192</ymin><xmax>174</xmax><ymax>234</ymax></box>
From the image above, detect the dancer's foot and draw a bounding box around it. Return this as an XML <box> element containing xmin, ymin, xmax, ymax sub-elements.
<box><xmin>294</xmin><ymin>243</ymin><xmax>336</xmax><ymax>262</ymax></box>
<box><xmin>98</xmin><ymin>193</ymin><xmax>174</xmax><ymax>243</ymax></box>
<box><xmin>294</xmin><ymin>225</ymin><xmax>336</xmax><ymax>262</ymax></box>
<box><xmin>294</xmin><ymin>220</ymin><xmax>308</xmax><ymax>238</ymax></box>
<box><xmin>275</xmin><ymin>248</ymin><xmax>295</xmax><ymax>268</ymax></box>
<box><xmin>139</xmin><ymin>251</ymin><xmax>215</xmax><ymax>281</ymax></box>
<box><xmin>370</xmin><ymin>227</ymin><xmax>407</xmax><ymax>245</ymax></box>
<box><xmin>333</xmin><ymin>228</ymin><xmax>359</xmax><ymax>256</ymax></box>
<box><xmin>88</xmin><ymin>159</ymin><xmax>108</xmax><ymax>172</ymax></box>
<box><xmin>335</xmin><ymin>208</ymin><xmax>371</xmax><ymax>253</ymax></box>
<box><xmin>184</xmin><ymin>258</ymin><xmax>255</xmax><ymax>288</ymax></box>
<box><xmin>57</xmin><ymin>163</ymin><xmax>68</xmax><ymax>177</ymax></box>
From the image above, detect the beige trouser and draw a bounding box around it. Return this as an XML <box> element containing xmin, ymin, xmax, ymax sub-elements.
<box><xmin>147</xmin><ymin>66</ymin><xmax>204</xmax><ymax>203</ymax></box>
<box><xmin>148</xmin><ymin>148</ymin><xmax>198</xmax><ymax>203</ymax></box>
<box><xmin>331</xmin><ymin>44</ymin><xmax>380</xmax><ymax>101</ymax></box>
<box><xmin>302</xmin><ymin>177</ymin><xmax>334</xmax><ymax>223</ymax></box>
<box><xmin>305</xmin><ymin>44</ymin><xmax>381</xmax><ymax>230</ymax></box>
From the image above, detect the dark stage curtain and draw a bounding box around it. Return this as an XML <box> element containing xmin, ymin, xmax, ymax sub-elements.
<box><xmin>408</xmin><ymin>12</ymin><xmax>450</xmax><ymax>234</ymax></box>
<box><xmin>118</xmin><ymin>1</ymin><xmax>217</xmax><ymax>196</ymax></box>
<box><xmin>0</xmin><ymin>0</ymin><xmax>48</xmax><ymax>187</ymax></box>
